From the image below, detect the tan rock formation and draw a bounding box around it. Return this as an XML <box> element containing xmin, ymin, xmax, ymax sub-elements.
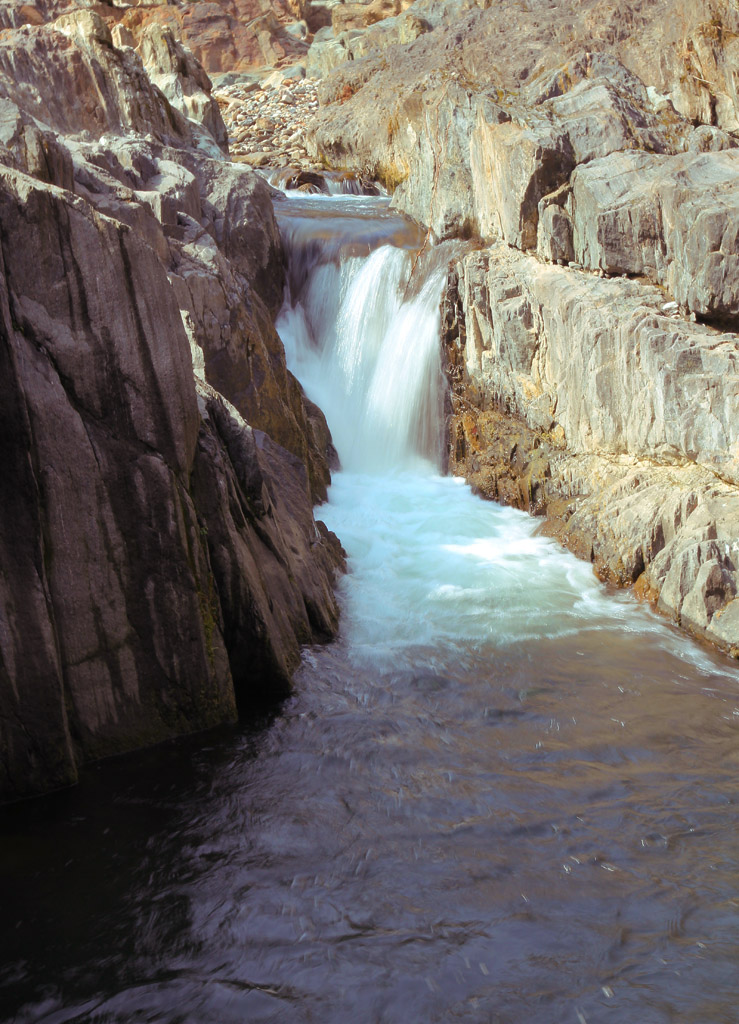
<box><xmin>119</xmin><ymin>0</ymin><xmax>308</xmax><ymax>74</ymax></box>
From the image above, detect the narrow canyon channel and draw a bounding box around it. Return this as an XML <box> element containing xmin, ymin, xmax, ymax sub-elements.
<box><xmin>2</xmin><ymin>194</ymin><xmax>738</xmax><ymax>1024</ymax></box>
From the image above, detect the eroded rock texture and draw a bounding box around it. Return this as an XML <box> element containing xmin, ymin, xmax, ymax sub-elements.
<box><xmin>443</xmin><ymin>248</ymin><xmax>739</xmax><ymax>652</ymax></box>
<box><xmin>0</xmin><ymin>1</ymin><xmax>342</xmax><ymax>802</ymax></box>
<box><xmin>117</xmin><ymin>0</ymin><xmax>308</xmax><ymax>75</ymax></box>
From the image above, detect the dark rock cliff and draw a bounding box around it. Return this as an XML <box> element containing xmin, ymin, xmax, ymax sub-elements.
<box><xmin>0</xmin><ymin>1</ymin><xmax>343</xmax><ymax>802</ymax></box>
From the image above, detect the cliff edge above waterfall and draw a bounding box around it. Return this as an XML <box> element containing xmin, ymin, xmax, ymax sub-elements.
<box><xmin>0</xmin><ymin>0</ymin><xmax>343</xmax><ymax>803</ymax></box>
<box><xmin>297</xmin><ymin>0</ymin><xmax>739</xmax><ymax>656</ymax></box>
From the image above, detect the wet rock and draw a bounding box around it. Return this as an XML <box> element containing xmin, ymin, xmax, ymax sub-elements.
<box><xmin>284</xmin><ymin>168</ymin><xmax>330</xmax><ymax>191</ymax></box>
<box><xmin>0</xmin><ymin>10</ymin><xmax>343</xmax><ymax>802</ymax></box>
<box><xmin>0</xmin><ymin>164</ymin><xmax>234</xmax><ymax>799</ymax></box>
<box><xmin>191</xmin><ymin>385</ymin><xmax>343</xmax><ymax>709</ymax></box>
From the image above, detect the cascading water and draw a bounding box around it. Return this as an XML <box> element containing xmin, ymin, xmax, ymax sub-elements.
<box><xmin>276</xmin><ymin>197</ymin><xmax>444</xmax><ymax>471</ymax></box>
<box><xmin>2</xmin><ymin>193</ymin><xmax>737</xmax><ymax>1024</ymax></box>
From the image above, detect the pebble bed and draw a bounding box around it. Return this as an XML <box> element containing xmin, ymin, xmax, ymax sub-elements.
<box><xmin>213</xmin><ymin>71</ymin><xmax>324</xmax><ymax>172</ymax></box>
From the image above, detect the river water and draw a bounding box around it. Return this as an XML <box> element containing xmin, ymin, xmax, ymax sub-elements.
<box><xmin>1</xmin><ymin>196</ymin><xmax>738</xmax><ymax>1024</ymax></box>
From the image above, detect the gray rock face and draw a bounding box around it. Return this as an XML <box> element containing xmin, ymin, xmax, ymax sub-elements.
<box><xmin>308</xmin><ymin>0</ymin><xmax>739</xmax><ymax>136</ymax></box>
<box><xmin>454</xmin><ymin>245</ymin><xmax>739</xmax><ymax>483</ymax></box>
<box><xmin>446</xmin><ymin>245</ymin><xmax>739</xmax><ymax>650</ymax></box>
<box><xmin>192</xmin><ymin>386</ymin><xmax>342</xmax><ymax>705</ymax></box>
<box><xmin>306</xmin><ymin>9</ymin><xmax>429</xmax><ymax>77</ymax></box>
<box><xmin>568</xmin><ymin>149</ymin><xmax>739</xmax><ymax>322</ymax></box>
<box><xmin>195</xmin><ymin>159</ymin><xmax>284</xmax><ymax>312</ymax></box>
<box><xmin>0</xmin><ymin>165</ymin><xmax>234</xmax><ymax>798</ymax></box>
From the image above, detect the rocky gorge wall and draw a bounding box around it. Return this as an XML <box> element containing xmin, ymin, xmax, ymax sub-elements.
<box><xmin>302</xmin><ymin>0</ymin><xmax>739</xmax><ymax>655</ymax></box>
<box><xmin>0</xmin><ymin>0</ymin><xmax>343</xmax><ymax>802</ymax></box>
<box><xmin>5</xmin><ymin>0</ymin><xmax>739</xmax><ymax>802</ymax></box>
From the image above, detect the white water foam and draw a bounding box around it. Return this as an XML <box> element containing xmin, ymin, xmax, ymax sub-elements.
<box><xmin>278</xmin><ymin>239</ymin><xmax>444</xmax><ymax>471</ymax></box>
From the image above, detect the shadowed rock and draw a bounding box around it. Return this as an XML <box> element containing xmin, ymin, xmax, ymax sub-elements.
<box><xmin>0</xmin><ymin>4</ymin><xmax>343</xmax><ymax>802</ymax></box>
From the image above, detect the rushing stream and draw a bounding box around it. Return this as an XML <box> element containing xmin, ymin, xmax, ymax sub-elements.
<box><xmin>1</xmin><ymin>195</ymin><xmax>738</xmax><ymax>1024</ymax></box>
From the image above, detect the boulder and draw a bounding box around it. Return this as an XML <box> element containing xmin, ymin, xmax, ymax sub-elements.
<box><xmin>536</xmin><ymin>184</ymin><xmax>574</xmax><ymax>264</ymax></box>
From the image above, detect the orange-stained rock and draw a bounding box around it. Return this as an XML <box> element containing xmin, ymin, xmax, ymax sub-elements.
<box><xmin>120</xmin><ymin>0</ymin><xmax>307</xmax><ymax>73</ymax></box>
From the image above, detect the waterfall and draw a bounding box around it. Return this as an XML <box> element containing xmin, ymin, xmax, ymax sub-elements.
<box><xmin>8</xmin><ymin>193</ymin><xmax>736</xmax><ymax>1024</ymax></box>
<box><xmin>275</xmin><ymin>196</ymin><xmax>444</xmax><ymax>472</ymax></box>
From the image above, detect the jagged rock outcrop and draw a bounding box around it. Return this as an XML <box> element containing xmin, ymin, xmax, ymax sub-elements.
<box><xmin>169</xmin><ymin>160</ymin><xmax>335</xmax><ymax>499</ymax></box>
<box><xmin>135</xmin><ymin>23</ymin><xmax>230</xmax><ymax>155</ymax></box>
<box><xmin>0</xmin><ymin>9</ymin><xmax>191</xmax><ymax>145</ymax></box>
<box><xmin>0</xmin><ymin>2</ymin><xmax>343</xmax><ymax>802</ymax></box>
<box><xmin>306</xmin><ymin>5</ymin><xmax>429</xmax><ymax>77</ymax></box>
